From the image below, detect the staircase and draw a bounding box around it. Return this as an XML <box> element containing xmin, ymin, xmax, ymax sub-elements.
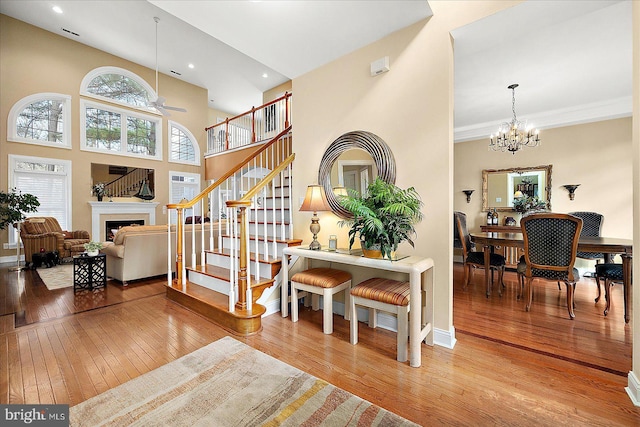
<box><xmin>166</xmin><ymin>121</ymin><xmax>301</xmax><ymax>336</ymax></box>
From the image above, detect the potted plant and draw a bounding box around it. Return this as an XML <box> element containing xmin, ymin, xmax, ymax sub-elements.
<box><xmin>92</xmin><ymin>182</ymin><xmax>106</xmax><ymax>201</ymax></box>
<box><xmin>84</xmin><ymin>241</ymin><xmax>104</xmax><ymax>256</ymax></box>
<box><xmin>513</xmin><ymin>193</ymin><xmax>547</xmax><ymax>216</ymax></box>
<box><xmin>338</xmin><ymin>177</ymin><xmax>423</xmax><ymax>260</ymax></box>
<box><xmin>0</xmin><ymin>188</ymin><xmax>40</xmax><ymax>270</ymax></box>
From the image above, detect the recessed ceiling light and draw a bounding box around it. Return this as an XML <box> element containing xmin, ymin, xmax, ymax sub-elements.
<box><xmin>52</xmin><ymin>5</ymin><xmax>63</xmax><ymax>14</ymax></box>
<box><xmin>262</xmin><ymin>73</ymin><xmax>268</xmax><ymax>78</ymax></box>
<box><xmin>188</xmin><ymin>63</ymin><xmax>195</xmax><ymax>69</ymax></box>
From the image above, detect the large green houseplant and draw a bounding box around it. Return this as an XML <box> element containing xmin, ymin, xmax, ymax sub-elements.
<box><xmin>0</xmin><ymin>188</ymin><xmax>40</xmax><ymax>231</ymax></box>
<box><xmin>338</xmin><ymin>177</ymin><xmax>423</xmax><ymax>260</ymax></box>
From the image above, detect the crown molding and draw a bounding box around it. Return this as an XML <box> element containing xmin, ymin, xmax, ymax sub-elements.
<box><xmin>454</xmin><ymin>96</ymin><xmax>632</xmax><ymax>143</ymax></box>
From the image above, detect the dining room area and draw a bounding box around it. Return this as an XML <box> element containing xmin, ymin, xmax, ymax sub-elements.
<box><xmin>453</xmin><ymin>120</ymin><xmax>633</xmax><ymax>381</ymax></box>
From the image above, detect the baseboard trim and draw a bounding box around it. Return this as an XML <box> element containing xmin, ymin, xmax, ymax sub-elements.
<box><xmin>626</xmin><ymin>370</ymin><xmax>640</xmax><ymax>406</ymax></box>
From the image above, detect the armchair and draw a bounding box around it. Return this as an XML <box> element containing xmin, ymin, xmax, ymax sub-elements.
<box><xmin>20</xmin><ymin>217</ymin><xmax>90</xmax><ymax>263</ymax></box>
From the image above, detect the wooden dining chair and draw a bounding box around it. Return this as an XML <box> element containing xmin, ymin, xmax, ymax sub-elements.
<box><xmin>454</xmin><ymin>211</ymin><xmax>505</xmax><ymax>295</ymax></box>
<box><xmin>569</xmin><ymin>211</ymin><xmax>605</xmax><ymax>296</ymax></box>
<box><xmin>517</xmin><ymin>213</ymin><xmax>583</xmax><ymax>319</ymax></box>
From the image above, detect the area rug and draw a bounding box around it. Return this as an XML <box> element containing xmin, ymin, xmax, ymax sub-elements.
<box><xmin>70</xmin><ymin>336</ymin><xmax>417</xmax><ymax>426</ymax></box>
<box><xmin>36</xmin><ymin>264</ymin><xmax>74</xmax><ymax>290</ymax></box>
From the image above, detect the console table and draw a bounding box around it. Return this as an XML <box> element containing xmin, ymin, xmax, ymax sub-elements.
<box><xmin>73</xmin><ymin>253</ymin><xmax>107</xmax><ymax>291</ymax></box>
<box><xmin>281</xmin><ymin>246</ymin><xmax>434</xmax><ymax>367</ymax></box>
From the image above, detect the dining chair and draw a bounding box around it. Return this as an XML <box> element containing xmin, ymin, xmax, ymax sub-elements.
<box><xmin>517</xmin><ymin>213</ymin><xmax>583</xmax><ymax>319</ymax></box>
<box><xmin>569</xmin><ymin>211</ymin><xmax>605</xmax><ymax>296</ymax></box>
<box><xmin>454</xmin><ymin>211</ymin><xmax>505</xmax><ymax>295</ymax></box>
<box><xmin>594</xmin><ymin>263</ymin><xmax>629</xmax><ymax>321</ymax></box>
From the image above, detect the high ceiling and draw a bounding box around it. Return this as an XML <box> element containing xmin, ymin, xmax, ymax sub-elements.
<box><xmin>452</xmin><ymin>0</ymin><xmax>632</xmax><ymax>142</ymax></box>
<box><xmin>0</xmin><ymin>0</ymin><xmax>432</xmax><ymax>115</ymax></box>
<box><xmin>0</xmin><ymin>0</ymin><xmax>632</xmax><ymax>141</ymax></box>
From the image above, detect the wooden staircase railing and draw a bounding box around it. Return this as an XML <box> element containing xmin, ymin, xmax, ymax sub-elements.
<box><xmin>205</xmin><ymin>92</ymin><xmax>292</xmax><ymax>155</ymax></box>
<box><xmin>103</xmin><ymin>168</ymin><xmax>153</xmax><ymax>199</ymax></box>
<box><xmin>166</xmin><ymin>125</ymin><xmax>293</xmax><ymax>318</ymax></box>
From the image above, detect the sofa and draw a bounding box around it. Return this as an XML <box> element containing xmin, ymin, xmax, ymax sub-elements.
<box><xmin>20</xmin><ymin>217</ymin><xmax>90</xmax><ymax>263</ymax></box>
<box><xmin>100</xmin><ymin>223</ymin><xmax>219</xmax><ymax>285</ymax></box>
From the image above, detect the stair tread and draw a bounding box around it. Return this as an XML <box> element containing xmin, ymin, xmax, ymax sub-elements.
<box><xmin>237</xmin><ymin>220</ymin><xmax>290</xmax><ymax>225</ymax></box>
<box><xmin>166</xmin><ymin>281</ymin><xmax>266</xmax><ymax>321</ymax></box>
<box><xmin>209</xmin><ymin>248</ymin><xmax>282</xmax><ymax>264</ymax></box>
<box><xmin>221</xmin><ymin>234</ymin><xmax>302</xmax><ymax>245</ymax></box>
<box><xmin>187</xmin><ymin>264</ymin><xmax>275</xmax><ymax>286</ymax></box>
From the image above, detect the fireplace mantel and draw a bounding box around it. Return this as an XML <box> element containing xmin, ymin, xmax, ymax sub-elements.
<box><xmin>89</xmin><ymin>201</ymin><xmax>159</xmax><ymax>241</ymax></box>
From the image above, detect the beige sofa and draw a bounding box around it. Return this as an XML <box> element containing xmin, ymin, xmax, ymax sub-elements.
<box><xmin>101</xmin><ymin>224</ymin><xmax>219</xmax><ymax>285</ymax></box>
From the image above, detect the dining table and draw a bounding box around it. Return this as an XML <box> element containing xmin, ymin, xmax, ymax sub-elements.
<box><xmin>470</xmin><ymin>232</ymin><xmax>633</xmax><ymax>322</ymax></box>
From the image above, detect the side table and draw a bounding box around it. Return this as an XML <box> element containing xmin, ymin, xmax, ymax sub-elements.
<box><xmin>73</xmin><ymin>253</ymin><xmax>106</xmax><ymax>291</ymax></box>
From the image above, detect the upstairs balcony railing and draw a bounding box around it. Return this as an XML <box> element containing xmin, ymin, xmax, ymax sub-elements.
<box><xmin>206</xmin><ymin>92</ymin><xmax>291</xmax><ymax>155</ymax></box>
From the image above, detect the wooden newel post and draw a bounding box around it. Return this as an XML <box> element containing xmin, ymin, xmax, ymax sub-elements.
<box><xmin>251</xmin><ymin>106</ymin><xmax>256</xmax><ymax>143</ymax></box>
<box><xmin>284</xmin><ymin>92</ymin><xmax>290</xmax><ymax>128</ymax></box>
<box><xmin>176</xmin><ymin>207</ymin><xmax>184</xmax><ymax>284</ymax></box>
<box><xmin>227</xmin><ymin>201</ymin><xmax>251</xmax><ymax>311</ymax></box>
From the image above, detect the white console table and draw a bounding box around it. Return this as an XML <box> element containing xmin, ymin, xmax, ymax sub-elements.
<box><xmin>281</xmin><ymin>246</ymin><xmax>434</xmax><ymax>368</ymax></box>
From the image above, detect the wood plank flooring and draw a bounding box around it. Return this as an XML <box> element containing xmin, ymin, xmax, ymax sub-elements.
<box><xmin>453</xmin><ymin>263</ymin><xmax>632</xmax><ymax>376</ymax></box>
<box><xmin>0</xmin><ymin>263</ymin><xmax>638</xmax><ymax>425</ymax></box>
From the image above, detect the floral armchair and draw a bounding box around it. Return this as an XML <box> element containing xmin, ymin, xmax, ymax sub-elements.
<box><xmin>20</xmin><ymin>217</ymin><xmax>90</xmax><ymax>263</ymax></box>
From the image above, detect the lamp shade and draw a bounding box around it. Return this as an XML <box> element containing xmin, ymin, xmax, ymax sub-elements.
<box><xmin>299</xmin><ymin>185</ymin><xmax>331</xmax><ymax>212</ymax></box>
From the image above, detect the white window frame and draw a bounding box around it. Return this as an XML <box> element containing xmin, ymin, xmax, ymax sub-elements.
<box><xmin>169</xmin><ymin>171</ymin><xmax>202</xmax><ymax>223</ymax></box>
<box><xmin>7</xmin><ymin>93</ymin><xmax>72</xmax><ymax>149</ymax></box>
<box><xmin>168</xmin><ymin>121</ymin><xmax>201</xmax><ymax>166</ymax></box>
<box><xmin>6</xmin><ymin>154</ymin><xmax>73</xmax><ymax>248</ymax></box>
<box><xmin>80</xmin><ymin>98</ymin><xmax>163</xmax><ymax>161</ymax></box>
<box><xmin>80</xmin><ymin>66</ymin><xmax>158</xmax><ymax>114</ymax></box>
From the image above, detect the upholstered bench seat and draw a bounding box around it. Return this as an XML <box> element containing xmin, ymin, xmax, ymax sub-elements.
<box><xmin>350</xmin><ymin>277</ymin><xmax>411</xmax><ymax>362</ymax></box>
<box><xmin>290</xmin><ymin>267</ymin><xmax>352</xmax><ymax>334</ymax></box>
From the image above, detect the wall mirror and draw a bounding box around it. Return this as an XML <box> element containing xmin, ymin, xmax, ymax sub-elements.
<box><xmin>91</xmin><ymin>163</ymin><xmax>155</xmax><ymax>200</ymax></box>
<box><xmin>482</xmin><ymin>165</ymin><xmax>552</xmax><ymax>212</ymax></box>
<box><xmin>318</xmin><ymin>131</ymin><xmax>395</xmax><ymax>219</ymax></box>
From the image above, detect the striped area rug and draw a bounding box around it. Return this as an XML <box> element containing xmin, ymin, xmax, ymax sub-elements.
<box><xmin>70</xmin><ymin>336</ymin><xmax>417</xmax><ymax>426</ymax></box>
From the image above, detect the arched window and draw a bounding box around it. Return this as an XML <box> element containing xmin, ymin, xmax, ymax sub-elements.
<box><xmin>169</xmin><ymin>121</ymin><xmax>200</xmax><ymax>165</ymax></box>
<box><xmin>7</xmin><ymin>93</ymin><xmax>72</xmax><ymax>148</ymax></box>
<box><xmin>80</xmin><ymin>66</ymin><xmax>156</xmax><ymax>110</ymax></box>
<box><xmin>80</xmin><ymin>67</ymin><xmax>162</xmax><ymax>160</ymax></box>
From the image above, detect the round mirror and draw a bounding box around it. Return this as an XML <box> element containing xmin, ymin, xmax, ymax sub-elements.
<box><xmin>318</xmin><ymin>131</ymin><xmax>396</xmax><ymax>219</ymax></box>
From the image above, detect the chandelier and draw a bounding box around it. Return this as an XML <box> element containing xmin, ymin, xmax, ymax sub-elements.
<box><xmin>489</xmin><ymin>84</ymin><xmax>540</xmax><ymax>154</ymax></box>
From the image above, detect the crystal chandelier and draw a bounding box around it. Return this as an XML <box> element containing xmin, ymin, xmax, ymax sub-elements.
<box><xmin>489</xmin><ymin>84</ymin><xmax>540</xmax><ymax>154</ymax></box>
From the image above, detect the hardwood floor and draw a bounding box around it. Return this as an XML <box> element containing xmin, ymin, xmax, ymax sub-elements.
<box><xmin>453</xmin><ymin>263</ymin><xmax>632</xmax><ymax>376</ymax></box>
<box><xmin>1</xmin><ymin>263</ymin><xmax>638</xmax><ymax>425</ymax></box>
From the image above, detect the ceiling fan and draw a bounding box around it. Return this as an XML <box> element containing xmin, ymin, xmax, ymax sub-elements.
<box><xmin>148</xmin><ymin>17</ymin><xmax>187</xmax><ymax>116</ymax></box>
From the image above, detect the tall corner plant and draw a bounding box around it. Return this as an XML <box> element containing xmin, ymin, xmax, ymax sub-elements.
<box><xmin>338</xmin><ymin>177</ymin><xmax>423</xmax><ymax>260</ymax></box>
<box><xmin>0</xmin><ymin>188</ymin><xmax>40</xmax><ymax>231</ymax></box>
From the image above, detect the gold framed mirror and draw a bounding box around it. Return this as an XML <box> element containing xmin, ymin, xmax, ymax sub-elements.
<box><xmin>318</xmin><ymin>131</ymin><xmax>396</xmax><ymax>219</ymax></box>
<box><xmin>482</xmin><ymin>165</ymin><xmax>552</xmax><ymax>212</ymax></box>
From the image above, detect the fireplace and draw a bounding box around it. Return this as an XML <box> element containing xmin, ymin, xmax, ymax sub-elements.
<box><xmin>105</xmin><ymin>220</ymin><xmax>145</xmax><ymax>241</ymax></box>
<box><xmin>89</xmin><ymin>202</ymin><xmax>159</xmax><ymax>242</ymax></box>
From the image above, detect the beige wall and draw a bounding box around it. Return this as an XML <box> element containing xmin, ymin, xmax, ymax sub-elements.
<box><xmin>454</xmin><ymin>117</ymin><xmax>633</xmax><ymax>239</ymax></box>
<box><xmin>290</xmin><ymin>1</ymin><xmax>521</xmax><ymax>340</ymax></box>
<box><xmin>631</xmin><ymin>0</ymin><xmax>640</xmax><ymax>397</ymax></box>
<box><xmin>0</xmin><ymin>15</ymin><xmax>209</xmax><ymax>260</ymax></box>
<box><xmin>263</xmin><ymin>81</ymin><xmax>292</xmax><ymax>104</ymax></box>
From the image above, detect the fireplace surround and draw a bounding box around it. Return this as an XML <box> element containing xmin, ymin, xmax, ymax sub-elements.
<box><xmin>89</xmin><ymin>201</ymin><xmax>159</xmax><ymax>241</ymax></box>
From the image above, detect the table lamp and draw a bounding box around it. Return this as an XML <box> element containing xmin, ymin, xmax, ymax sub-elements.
<box><xmin>299</xmin><ymin>184</ymin><xmax>332</xmax><ymax>250</ymax></box>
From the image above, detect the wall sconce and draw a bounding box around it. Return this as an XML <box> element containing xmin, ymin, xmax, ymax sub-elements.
<box><xmin>562</xmin><ymin>184</ymin><xmax>580</xmax><ymax>201</ymax></box>
<box><xmin>462</xmin><ymin>190</ymin><xmax>474</xmax><ymax>203</ymax></box>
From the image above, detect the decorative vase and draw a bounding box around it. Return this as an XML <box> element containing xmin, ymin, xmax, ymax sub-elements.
<box><xmin>87</xmin><ymin>250</ymin><xmax>99</xmax><ymax>256</ymax></box>
<box><xmin>97</xmin><ymin>195</ymin><xmax>103</xmax><ymax>202</ymax></box>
